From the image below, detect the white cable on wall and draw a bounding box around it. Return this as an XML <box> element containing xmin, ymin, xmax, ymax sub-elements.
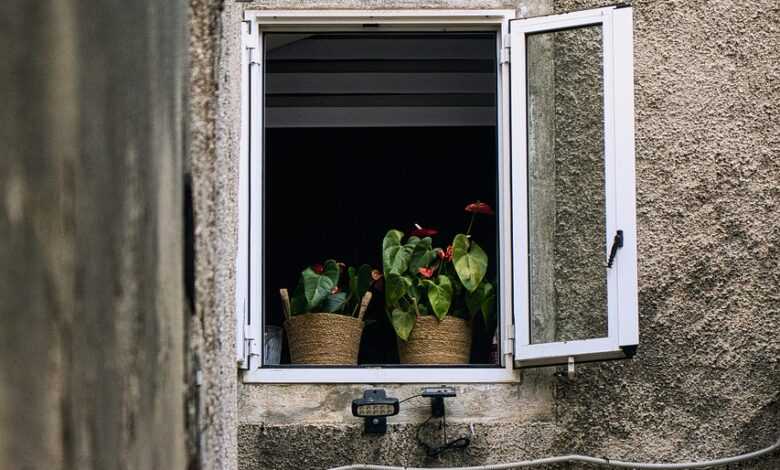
<box><xmin>329</xmin><ymin>435</ymin><xmax>779</xmax><ymax>470</ymax></box>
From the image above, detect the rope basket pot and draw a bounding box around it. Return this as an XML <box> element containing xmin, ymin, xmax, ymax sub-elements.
<box><xmin>280</xmin><ymin>289</ymin><xmax>371</xmax><ymax>365</ymax></box>
<box><xmin>398</xmin><ymin>315</ymin><xmax>472</xmax><ymax>364</ymax></box>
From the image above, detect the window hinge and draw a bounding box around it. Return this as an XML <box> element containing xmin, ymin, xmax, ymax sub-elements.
<box><xmin>500</xmin><ymin>46</ymin><xmax>510</xmax><ymax>65</ymax></box>
<box><xmin>244</xmin><ymin>322</ymin><xmax>261</xmax><ymax>358</ymax></box>
<box><xmin>500</xmin><ymin>33</ymin><xmax>511</xmax><ymax>64</ymax></box>
<box><xmin>503</xmin><ymin>328</ymin><xmax>515</xmax><ymax>355</ymax></box>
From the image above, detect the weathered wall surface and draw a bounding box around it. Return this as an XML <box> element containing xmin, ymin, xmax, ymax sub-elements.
<box><xmin>189</xmin><ymin>0</ymin><xmax>242</xmax><ymax>468</ymax></box>
<box><xmin>0</xmin><ymin>1</ymin><xmax>187</xmax><ymax>469</ymax></box>
<box><xmin>194</xmin><ymin>0</ymin><xmax>779</xmax><ymax>468</ymax></box>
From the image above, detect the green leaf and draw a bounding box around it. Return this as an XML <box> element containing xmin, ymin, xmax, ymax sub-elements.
<box><xmin>322</xmin><ymin>292</ymin><xmax>348</xmax><ymax>313</ymax></box>
<box><xmin>408</xmin><ymin>237</ymin><xmax>434</xmax><ymax>274</ymax></box>
<box><xmin>323</xmin><ymin>259</ymin><xmax>340</xmax><ymax>285</ymax></box>
<box><xmin>466</xmin><ymin>281</ymin><xmax>495</xmax><ymax>324</ymax></box>
<box><xmin>386</xmin><ymin>273</ymin><xmax>412</xmax><ymax>307</ymax></box>
<box><xmin>452</xmin><ymin>234</ymin><xmax>488</xmax><ymax>292</ymax></box>
<box><xmin>382</xmin><ymin>230</ymin><xmax>414</xmax><ymax>275</ymax></box>
<box><xmin>391</xmin><ymin>308</ymin><xmax>416</xmax><ymax>341</ymax></box>
<box><xmin>302</xmin><ymin>268</ymin><xmax>335</xmax><ymax>309</ymax></box>
<box><xmin>423</xmin><ymin>275</ymin><xmax>453</xmax><ymax>321</ymax></box>
<box><xmin>481</xmin><ymin>282</ymin><xmax>496</xmax><ymax>327</ymax></box>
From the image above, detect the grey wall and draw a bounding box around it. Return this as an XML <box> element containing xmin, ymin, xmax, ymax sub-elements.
<box><xmin>190</xmin><ymin>0</ymin><xmax>780</xmax><ymax>469</ymax></box>
<box><xmin>0</xmin><ymin>1</ymin><xmax>187</xmax><ymax>469</ymax></box>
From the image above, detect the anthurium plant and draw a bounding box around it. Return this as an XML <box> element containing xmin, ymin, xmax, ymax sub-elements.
<box><xmin>383</xmin><ymin>202</ymin><xmax>497</xmax><ymax>340</ymax></box>
<box><xmin>287</xmin><ymin>259</ymin><xmax>380</xmax><ymax>317</ymax></box>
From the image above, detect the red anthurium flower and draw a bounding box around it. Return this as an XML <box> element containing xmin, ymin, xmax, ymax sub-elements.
<box><xmin>410</xmin><ymin>223</ymin><xmax>438</xmax><ymax>238</ymax></box>
<box><xmin>418</xmin><ymin>267</ymin><xmax>434</xmax><ymax>278</ymax></box>
<box><xmin>371</xmin><ymin>269</ymin><xmax>383</xmax><ymax>281</ymax></box>
<box><xmin>465</xmin><ymin>201</ymin><xmax>495</xmax><ymax>215</ymax></box>
<box><xmin>312</xmin><ymin>264</ymin><xmax>324</xmax><ymax>274</ymax></box>
<box><xmin>330</xmin><ymin>286</ymin><xmax>341</xmax><ymax>294</ymax></box>
<box><xmin>438</xmin><ymin>245</ymin><xmax>453</xmax><ymax>262</ymax></box>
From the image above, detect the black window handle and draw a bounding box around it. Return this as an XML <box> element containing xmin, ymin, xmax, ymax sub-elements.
<box><xmin>607</xmin><ymin>230</ymin><xmax>624</xmax><ymax>268</ymax></box>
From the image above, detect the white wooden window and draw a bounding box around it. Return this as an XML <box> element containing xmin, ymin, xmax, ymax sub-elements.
<box><xmin>236</xmin><ymin>7</ymin><xmax>638</xmax><ymax>383</ymax></box>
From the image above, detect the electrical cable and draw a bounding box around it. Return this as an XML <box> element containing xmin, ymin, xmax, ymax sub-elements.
<box><xmin>414</xmin><ymin>412</ymin><xmax>471</xmax><ymax>458</ymax></box>
<box><xmin>328</xmin><ymin>435</ymin><xmax>780</xmax><ymax>470</ymax></box>
<box><xmin>399</xmin><ymin>394</ymin><xmax>423</xmax><ymax>405</ymax></box>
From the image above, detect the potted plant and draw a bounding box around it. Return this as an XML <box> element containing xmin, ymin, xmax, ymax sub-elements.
<box><xmin>382</xmin><ymin>202</ymin><xmax>497</xmax><ymax>364</ymax></box>
<box><xmin>280</xmin><ymin>259</ymin><xmax>378</xmax><ymax>365</ymax></box>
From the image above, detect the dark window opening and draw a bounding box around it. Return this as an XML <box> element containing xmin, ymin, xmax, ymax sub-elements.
<box><xmin>263</xmin><ymin>32</ymin><xmax>499</xmax><ymax>366</ymax></box>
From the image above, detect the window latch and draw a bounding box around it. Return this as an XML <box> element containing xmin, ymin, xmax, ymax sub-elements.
<box><xmin>606</xmin><ymin>230</ymin><xmax>624</xmax><ymax>268</ymax></box>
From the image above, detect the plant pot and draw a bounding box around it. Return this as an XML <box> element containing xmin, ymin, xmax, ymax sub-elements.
<box><xmin>284</xmin><ymin>313</ymin><xmax>364</xmax><ymax>365</ymax></box>
<box><xmin>398</xmin><ymin>316</ymin><xmax>472</xmax><ymax>364</ymax></box>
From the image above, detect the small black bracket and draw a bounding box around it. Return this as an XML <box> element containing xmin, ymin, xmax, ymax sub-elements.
<box><xmin>607</xmin><ymin>230</ymin><xmax>624</xmax><ymax>268</ymax></box>
<box><xmin>422</xmin><ymin>386</ymin><xmax>456</xmax><ymax>417</ymax></box>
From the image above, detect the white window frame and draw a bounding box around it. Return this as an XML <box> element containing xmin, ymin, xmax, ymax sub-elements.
<box><xmin>510</xmin><ymin>6</ymin><xmax>638</xmax><ymax>367</ymax></box>
<box><xmin>235</xmin><ymin>6</ymin><xmax>638</xmax><ymax>383</ymax></box>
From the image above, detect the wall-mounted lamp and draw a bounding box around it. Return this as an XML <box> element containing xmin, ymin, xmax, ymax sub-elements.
<box><xmin>351</xmin><ymin>389</ymin><xmax>399</xmax><ymax>434</ymax></box>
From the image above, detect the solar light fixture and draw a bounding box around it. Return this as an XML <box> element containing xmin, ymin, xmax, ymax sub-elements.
<box><xmin>351</xmin><ymin>389</ymin><xmax>399</xmax><ymax>434</ymax></box>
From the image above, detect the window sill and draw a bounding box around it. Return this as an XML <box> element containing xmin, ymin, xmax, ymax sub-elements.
<box><xmin>242</xmin><ymin>364</ymin><xmax>522</xmax><ymax>384</ymax></box>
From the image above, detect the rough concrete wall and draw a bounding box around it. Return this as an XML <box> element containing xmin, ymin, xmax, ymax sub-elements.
<box><xmin>0</xmin><ymin>1</ymin><xmax>187</xmax><ymax>470</ymax></box>
<box><xmin>549</xmin><ymin>0</ymin><xmax>780</xmax><ymax>466</ymax></box>
<box><xmin>197</xmin><ymin>0</ymin><xmax>780</xmax><ymax>469</ymax></box>
<box><xmin>190</xmin><ymin>0</ymin><xmax>242</xmax><ymax>468</ymax></box>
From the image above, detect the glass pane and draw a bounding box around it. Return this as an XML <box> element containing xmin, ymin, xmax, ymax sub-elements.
<box><xmin>526</xmin><ymin>25</ymin><xmax>607</xmax><ymax>344</ymax></box>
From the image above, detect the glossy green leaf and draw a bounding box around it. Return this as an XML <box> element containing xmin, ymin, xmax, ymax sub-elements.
<box><xmin>391</xmin><ymin>308</ymin><xmax>416</xmax><ymax>341</ymax></box>
<box><xmin>408</xmin><ymin>237</ymin><xmax>434</xmax><ymax>274</ymax></box>
<box><xmin>386</xmin><ymin>273</ymin><xmax>412</xmax><ymax>307</ymax></box>
<box><xmin>466</xmin><ymin>281</ymin><xmax>495</xmax><ymax>324</ymax></box>
<box><xmin>323</xmin><ymin>259</ymin><xmax>340</xmax><ymax>285</ymax></box>
<box><xmin>481</xmin><ymin>282</ymin><xmax>496</xmax><ymax>327</ymax></box>
<box><xmin>423</xmin><ymin>275</ymin><xmax>453</xmax><ymax>321</ymax></box>
<box><xmin>382</xmin><ymin>230</ymin><xmax>414</xmax><ymax>275</ymax></box>
<box><xmin>302</xmin><ymin>267</ymin><xmax>335</xmax><ymax>308</ymax></box>
<box><xmin>452</xmin><ymin>234</ymin><xmax>488</xmax><ymax>292</ymax></box>
<box><xmin>322</xmin><ymin>292</ymin><xmax>348</xmax><ymax>313</ymax></box>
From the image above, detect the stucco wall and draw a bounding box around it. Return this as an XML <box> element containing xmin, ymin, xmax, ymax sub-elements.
<box><xmin>1</xmin><ymin>1</ymin><xmax>187</xmax><ymax>469</ymax></box>
<box><xmin>196</xmin><ymin>0</ymin><xmax>779</xmax><ymax>468</ymax></box>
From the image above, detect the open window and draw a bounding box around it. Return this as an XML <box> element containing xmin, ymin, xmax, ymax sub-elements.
<box><xmin>510</xmin><ymin>6</ymin><xmax>638</xmax><ymax>367</ymax></box>
<box><xmin>236</xmin><ymin>7</ymin><xmax>637</xmax><ymax>383</ymax></box>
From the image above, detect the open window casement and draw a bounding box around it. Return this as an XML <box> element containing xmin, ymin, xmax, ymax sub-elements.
<box><xmin>235</xmin><ymin>6</ymin><xmax>638</xmax><ymax>382</ymax></box>
<box><xmin>236</xmin><ymin>19</ymin><xmax>262</xmax><ymax>370</ymax></box>
<box><xmin>510</xmin><ymin>6</ymin><xmax>638</xmax><ymax>367</ymax></box>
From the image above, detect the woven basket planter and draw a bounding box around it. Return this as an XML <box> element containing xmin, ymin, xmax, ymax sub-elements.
<box><xmin>285</xmin><ymin>313</ymin><xmax>364</xmax><ymax>365</ymax></box>
<box><xmin>280</xmin><ymin>289</ymin><xmax>372</xmax><ymax>365</ymax></box>
<box><xmin>398</xmin><ymin>316</ymin><xmax>472</xmax><ymax>364</ymax></box>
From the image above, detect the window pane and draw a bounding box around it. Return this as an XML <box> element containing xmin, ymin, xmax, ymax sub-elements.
<box><xmin>526</xmin><ymin>25</ymin><xmax>607</xmax><ymax>344</ymax></box>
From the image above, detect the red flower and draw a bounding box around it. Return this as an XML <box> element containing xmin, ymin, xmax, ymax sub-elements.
<box><xmin>330</xmin><ymin>286</ymin><xmax>341</xmax><ymax>294</ymax></box>
<box><xmin>411</xmin><ymin>224</ymin><xmax>438</xmax><ymax>238</ymax></box>
<box><xmin>371</xmin><ymin>269</ymin><xmax>383</xmax><ymax>281</ymax></box>
<box><xmin>465</xmin><ymin>201</ymin><xmax>494</xmax><ymax>215</ymax></box>
<box><xmin>438</xmin><ymin>245</ymin><xmax>453</xmax><ymax>262</ymax></box>
<box><xmin>312</xmin><ymin>264</ymin><xmax>324</xmax><ymax>274</ymax></box>
<box><xmin>418</xmin><ymin>267</ymin><xmax>434</xmax><ymax>278</ymax></box>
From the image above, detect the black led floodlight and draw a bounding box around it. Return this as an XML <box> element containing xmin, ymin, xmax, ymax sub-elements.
<box><xmin>352</xmin><ymin>389</ymin><xmax>399</xmax><ymax>434</ymax></box>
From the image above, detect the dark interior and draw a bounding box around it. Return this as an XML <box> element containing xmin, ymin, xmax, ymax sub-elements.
<box><xmin>262</xmin><ymin>32</ymin><xmax>500</xmax><ymax>366</ymax></box>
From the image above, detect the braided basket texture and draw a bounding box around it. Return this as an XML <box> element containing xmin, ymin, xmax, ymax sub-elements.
<box><xmin>398</xmin><ymin>315</ymin><xmax>472</xmax><ymax>364</ymax></box>
<box><xmin>285</xmin><ymin>313</ymin><xmax>363</xmax><ymax>365</ymax></box>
